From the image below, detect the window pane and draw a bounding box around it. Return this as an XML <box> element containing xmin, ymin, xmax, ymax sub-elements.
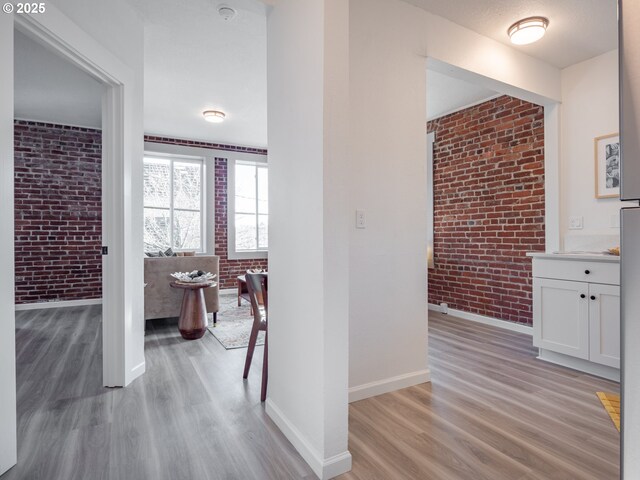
<box><xmin>173</xmin><ymin>162</ymin><xmax>201</xmax><ymax>210</ymax></box>
<box><xmin>235</xmin><ymin>164</ymin><xmax>256</xmax><ymax>213</ymax></box>
<box><xmin>173</xmin><ymin>210</ymin><xmax>201</xmax><ymax>250</ymax></box>
<box><xmin>258</xmin><ymin>214</ymin><xmax>268</xmax><ymax>249</ymax></box>
<box><xmin>144</xmin><ymin>158</ymin><xmax>170</xmax><ymax>208</ymax></box>
<box><xmin>236</xmin><ymin>213</ymin><xmax>257</xmax><ymax>250</ymax></box>
<box><xmin>144</xmin><ymin>208</ymin><xmax>170</xmax><ymax>251</ymax></box>
<box><xmin>258</xmin><ymin>166</ymin><xmax>268</xmax><ymax>214</ymax></box>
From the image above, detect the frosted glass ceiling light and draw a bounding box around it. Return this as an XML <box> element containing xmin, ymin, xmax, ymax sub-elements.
<box><xmin>203</xmin><ymin>110</ymin><xmax>226</xmax><ymax>123</ymax></box>
<box><xmin>508</xmin><ymin>17</ymin><xmax>549</xmax><ymax>45</ymax></box>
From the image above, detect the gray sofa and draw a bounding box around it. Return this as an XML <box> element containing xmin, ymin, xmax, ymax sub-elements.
<box><xmin>144</xmin><ymin>255</ymin><xmax>220</xmax><ymax>323</ymax></box>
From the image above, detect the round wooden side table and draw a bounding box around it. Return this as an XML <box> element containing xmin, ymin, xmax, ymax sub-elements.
<box><xmin>170</xmin><ymin>281</ymin><xmax>215</xmax><ymax>340</ymax></box>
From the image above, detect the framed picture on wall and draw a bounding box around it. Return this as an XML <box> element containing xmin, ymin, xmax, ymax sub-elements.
<box><xmin>594</xmin><ymin>133</ymin><xmax>620</xmax><ymax>199</ymax></box>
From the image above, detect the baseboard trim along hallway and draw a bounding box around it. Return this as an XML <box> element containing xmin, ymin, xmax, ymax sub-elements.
<box><xmin>14</xmin><ymin>298</ymin><xmax>103</xmax><ymax>311</ymax></box>
<box><xmin>348</xmin><ymin>369</ymin><xmax>431</xmax><ymax>403</ymax></box>
<box><xmin>265</xmin><ymin>399</ymin><xmax>352</xmax><ymax>480</ymax></box>
<box><xmin>428</xmin><ymin>304</ymin><xmax>533</xmax><ymax>335</ymax></box>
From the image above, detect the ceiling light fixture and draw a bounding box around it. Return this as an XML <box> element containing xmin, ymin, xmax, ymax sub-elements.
<box><xmin>203</xmin><ymin>110</ymin><xmax>226</xmax><ymax>123</ymax></box>
<box><xmin>508</xmin><ymin>17</ymin><xmax>549</xmax><ymax>45</ymax></box>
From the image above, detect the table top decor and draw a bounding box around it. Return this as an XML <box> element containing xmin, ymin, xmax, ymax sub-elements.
<box><xmin>171</xmin><ymin>270</ymin><xmax>217</xmax><ymax>284</ymax></box>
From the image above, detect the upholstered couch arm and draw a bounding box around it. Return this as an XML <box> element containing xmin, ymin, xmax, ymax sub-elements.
<box><xmin>144</xmin><ymin>255</ymin><xmax>220</xmax><ymax>320</ymax></box>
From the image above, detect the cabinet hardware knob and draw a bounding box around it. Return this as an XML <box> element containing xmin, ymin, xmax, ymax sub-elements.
<box><xmin>585</xmin><ymin>270</ymin><xmax>591</xmax><ymax>274</ymax></box>
<box><xmin>590</xmin><ymin>295</ymin><xmax>596</xmax><ymax>300</ymax></box>
<box><xmin>580</xmin><ymin>294</ymin><xmax>586</xmax><ymax>299</ymax></box>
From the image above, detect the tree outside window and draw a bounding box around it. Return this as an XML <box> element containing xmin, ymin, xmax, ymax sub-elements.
<box><xmin>143</xmin><ymin>156</ymin><xmax>203</xmax><ymax>252</ymax></box>
<box><xmin>232</xmin><ymin>161</ymin><xmax>268</xmax><ymax>255</ymax></box>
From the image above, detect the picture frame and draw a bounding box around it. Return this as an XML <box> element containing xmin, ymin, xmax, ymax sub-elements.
<box><xmin>594</xmin><ymin>133</ymin><xmax>620</xmax><ymax>199</ymax></box>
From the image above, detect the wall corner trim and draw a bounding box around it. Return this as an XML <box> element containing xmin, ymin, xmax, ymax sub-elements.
<box><xmin>348</xmin><ymin>369</ymin><xmax>431</xmax><ymax>404</ymax></box>
<box><xmin>265</xmin><ymin>399</ymin><xmax>352</xmax><ymax>479</ymax></box>
<box><xmin>125</xmin><ymin>361</ymin><xmax>146</xmax><ymax>387</ymax></box>
<box><xmin>428</xmin><ymin>304</ymin><xmax>533</xmax><ymax>335</ymax></box>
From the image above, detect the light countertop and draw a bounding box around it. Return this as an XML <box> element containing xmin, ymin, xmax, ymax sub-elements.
<box><xmin>526</xmin><ymin>252</ymin><xmax>620</xmax><ymax>263</ymax></box>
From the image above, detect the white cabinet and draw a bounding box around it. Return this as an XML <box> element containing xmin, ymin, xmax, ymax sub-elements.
<box><xmin>589</xmin><ymin>283</ymin><xmax>621</xmax><ymax>368</ymax></box>
<box><xmin>533</xmin><ymin>278</ymin><xmax>589</xmax><ymax>359</ymax></box>
<box><xmin>528</xmin><ymin>253</ymin><xmax>620</xmax><ymax>380</ymax></box>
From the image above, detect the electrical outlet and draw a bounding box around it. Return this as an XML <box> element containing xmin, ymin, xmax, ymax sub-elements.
<box><xmin>356</xmin><ymin>210</ymin><xmax>366</xmax><ymax>229</ymax></box>
<box><xmin>568</xmin><ymin>216</ymin><xmax>584</xmax><ymax>230</ymax></box>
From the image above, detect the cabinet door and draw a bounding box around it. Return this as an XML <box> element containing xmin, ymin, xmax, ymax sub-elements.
<box><xmin>589</xmin><ymin>284</ymin><xmax>621</xmax><ymax>368</ymax></box>
<box><xmin>533</xmin><ymin>278</ymin><xmax>589</xmax><ymax>359</ymax></box>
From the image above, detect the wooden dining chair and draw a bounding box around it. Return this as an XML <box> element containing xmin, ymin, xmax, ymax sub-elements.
<box><xmin>242</xmin><ymin>271</ymin><xmax>268</xmax><ymax>402</ymax></box>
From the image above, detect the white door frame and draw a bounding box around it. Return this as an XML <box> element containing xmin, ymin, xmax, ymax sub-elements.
<box><xmin>0</xmin><ymin>8</ymin><xmax>142</xmax><ymax>473</ymax></box>
<box><xmin>0</xmin><ymin>12</ymin><xmax>16</xmax><ymax>476</ymax></box>
<box><xmin>14</xmin><ymin>7</ymin><xmax>141</xmax><ymax>387</ymax></box>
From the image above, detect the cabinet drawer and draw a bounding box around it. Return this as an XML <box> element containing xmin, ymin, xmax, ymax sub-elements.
<box><xmin>532</xmin><ymin>258</ymin><xmax>619</xmax><ymax>285</ymax></box>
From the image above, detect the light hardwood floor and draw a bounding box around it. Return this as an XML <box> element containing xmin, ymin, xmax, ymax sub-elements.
<box><xmin>338</xmin><ymin>312</ymin><xmax>620</xmax><ymax>480</ymax></box>
<box><xmin>5</xmin><ymin>307</ymin><xmax>619</xmax><ymax>479</ymax></box>
<box><xmin>5</xmin><ymin>305</ymin><xmax>315</xmax><ymax>480</ymax></box>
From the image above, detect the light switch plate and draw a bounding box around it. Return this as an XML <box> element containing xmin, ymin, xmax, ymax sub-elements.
<box><xmin>568</xmin><ymin>216</ymin><xmax>584</xmax><ymax>230</ymax></box>
<box><xmin>356</xmin><ymin>210</ymin><xmax>366</xmax><ymax>229</ymax></box>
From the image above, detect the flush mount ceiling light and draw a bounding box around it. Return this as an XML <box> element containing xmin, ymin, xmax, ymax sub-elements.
<box><xmin>203</xmin><ymin>110</ymin><xmax>226</xmax><ymax>123</ymax></box>
<box><xmin>508</xmin><ymin>17</ymin><xmax>549</xmax><ymax>45</ymax></box>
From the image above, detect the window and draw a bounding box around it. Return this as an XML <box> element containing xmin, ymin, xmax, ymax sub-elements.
<box><xmin>143</xmin><ymin>155</ymin><xmax>204</xmax><ymax>252</ymax></box>
<box><xmin>228</xmin><ymin>160</ymin><xmax>268</xmax><ymax>258</ymax></box>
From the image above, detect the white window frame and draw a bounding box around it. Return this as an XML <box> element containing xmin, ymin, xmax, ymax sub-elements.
<box><xmin>227</xmin><ymin>156</ymin><xmax>269</xmax><ymax>260</ymax></box>
<box><xmin>143</xmin><ymin>152</ymin><xmax>206</xmax><ymax>253</ymax></box>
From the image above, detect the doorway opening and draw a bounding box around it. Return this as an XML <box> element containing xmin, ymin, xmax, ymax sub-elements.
<box><xmin>426</xmin><ymin>65</ymin><xmax>546</xmax><ymax>328</ymax></box>
<box><xmin>424</xmin><ymin>58</ymin><xmax>620</xmax><ymax>478</ymax></box>
<box><xmin>11</xmin><ymin>21</ymin><xmax>110</xmax><ymax>469</ymax></box>
<box><xmin>14</xmin><ymin>28</ymin><xmax>105</xmax><ymax>312</ymax></box>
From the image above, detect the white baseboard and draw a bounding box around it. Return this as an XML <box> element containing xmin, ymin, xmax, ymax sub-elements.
<box><xmin>15</xmin><ymin>298</ymin><xmax>102</xmax><ymax>311</ymax></box>
<box><xmin>538</xmin><ymin>349</ymin><xmax>619</xmax><ymax>382</ymax></box>
<box><xmin>349</xmin><ymin>369</ymin><xmax>431</xmax><ymax>403</ymax></box>
<box><xmin>321</xmin><ymin>451</ymin><xmax>353</xmax><ymax>480</ymax></box>
<box><xmin>428</xmin><ymin>303</ymin><xmax>445</xmax><ymax>313</ymax></box>
<box><xmin>265</xmin><ymin>399</ymin><xmax>352</xmax><ymax>479</ymax></box>
<box><xmin>219</xmin><ymin>288</ymin><xmax>237</xmax><ymax>296</ymax></box>
<box><xmin>125</xmin><ymin>361</ymin><xmax>146</xmax><ymax>386</ymax></box>
<box><xmin>428</xmin><ymin>303</ymin><xmax>533</xmax><ymax>335</ymax></box>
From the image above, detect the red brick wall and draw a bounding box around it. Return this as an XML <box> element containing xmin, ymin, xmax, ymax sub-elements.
<box><xmin>14</xmin><ymin>120</ymin><xmax>102</xmax><ymax>304</ymax></box>
<box><xmin>145</xmin><ymin>136</ymin><xmax>268</xmax><ymax>289</ymax></box>
<box><xmin>427</xmin><ymin>95</ymin><xmax>545</xmax><ymax>325</ymax></box>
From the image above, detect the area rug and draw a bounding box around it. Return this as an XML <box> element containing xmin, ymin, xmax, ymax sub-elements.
<box><xmin>207</xmin><ymin>293</ymin><xmax>265</xmax><ymax>350</ymax></box>
<box><xmin>597</xmin><ymin>392</ymin><xmax>620</xmax><ymax>432</ymax></box>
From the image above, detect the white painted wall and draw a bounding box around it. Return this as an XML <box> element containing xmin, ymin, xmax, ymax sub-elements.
<box><xmin>348</xmin><ymin>0</ymin><xmax>430</xmax><ymax>400</ymax></box>
<box><xmin>423</xmin><ymin>13</ymin><xmax>561</xmax><ymax>104</ymax></box>
<box><xmin>347</xmin><ymin>0</ymin><xmax>565</xmax><ymax>401</ymax></box>
<box><xmin>0</xmin><ymin>13</ymin><xmax>17</xmax><ymax>477</ymax></box>
<box><xmin>49</xmin><ymin>0</ymin><xmax>143</xmax><ymax>72</ymax></box>
<box><xmin>560</xmin><ymin>50</ymin><xmax>623</xmax><ymax>251</ymax></box>
<box><xmin>265</xmin><ymin>0</ymin><xmax>351</xmax><ymax>478</ymax></box>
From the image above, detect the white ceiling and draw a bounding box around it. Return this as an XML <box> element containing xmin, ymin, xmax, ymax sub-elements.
<box><xmin>12</xmin><ymin>0</ymin><xmax>617</xmax><ymax>142</ymax></box>
<box><xmin>427</xmin><ymin>70</ymin><xmax>497</xmax><ymax>120</ymax></box>
<box><xmin>14</xmin><ymin>30</ymin><xmax>104</xmax><ymax>128</ymax></box>
<box><xmin>126</xmin><ymin>0</ymin><xmax>268</xmax><ymax>148</ymax></box>
<box><xmin>404</xmin><ymin>0</ymin><xmax>618</xmax><ymax>69</ymax></box>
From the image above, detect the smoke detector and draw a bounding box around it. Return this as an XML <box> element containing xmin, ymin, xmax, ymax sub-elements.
<box><xmin>218</xmin><ymin>5</ymin><xmax>237</xmax><ymax>21</ymax></box>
